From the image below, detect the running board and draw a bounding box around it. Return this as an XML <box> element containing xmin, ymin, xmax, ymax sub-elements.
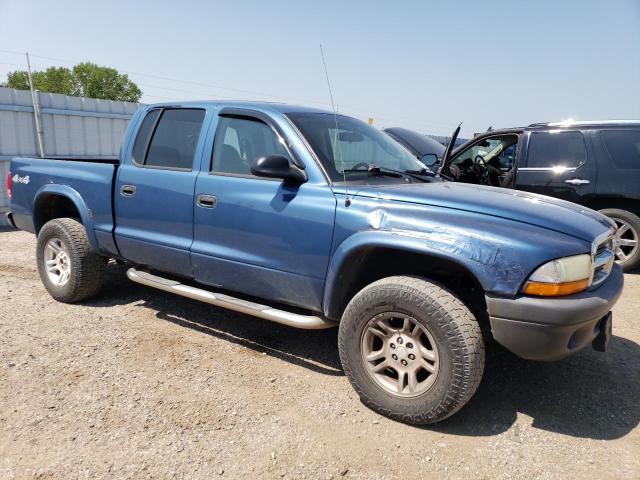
<box><xmin>126</xmin><ymin>268</ymin><xmax>336</xmax><ymax>330</ymax></box>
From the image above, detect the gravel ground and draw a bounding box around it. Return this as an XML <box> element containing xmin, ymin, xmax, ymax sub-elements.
<box><xmin>1</xmin><ymin>229</ymin><xmax>639</xmax><ymax>480</ymax></box>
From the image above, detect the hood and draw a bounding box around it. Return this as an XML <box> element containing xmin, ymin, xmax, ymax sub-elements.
<box><xmin>351</xmin><ymin>182</ymin><xmax>614</xmax><ymax>242</ymax></box>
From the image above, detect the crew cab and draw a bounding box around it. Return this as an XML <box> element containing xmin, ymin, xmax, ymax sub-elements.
<box><xmin>6</xmin><ymin>102</ymin><xmax>623</xmax><ymax>425</ymax></box>
<box><xmin>388</xmin><ymin>121</ymin><xmax>640</xmax><ymax>271</ymax></box>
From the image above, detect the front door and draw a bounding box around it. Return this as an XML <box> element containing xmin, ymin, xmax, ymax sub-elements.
<box><xmin>191</xmin><ymin>111</ymin><xmax>336</xmax><ymax>311</ymax></box>
<box><xmin>515</xmin><ymin>130</ymin><xmax>595</xmax><ymax>203</ymax></box>
<box><xmin>115</xmin><ymin>107</ymin><xmax>208</xmax><ymax>277</ymax></box>
<box><xmin>444</xmin><ymin>134</ymin><xmax>521</xmax><ymax>188</ymax></box>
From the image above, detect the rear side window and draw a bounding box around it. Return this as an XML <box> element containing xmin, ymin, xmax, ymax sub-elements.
<box><xmin>527</xmin><ymin>131</ymin><xmax>587</xmax><ymax>169</ymax></box>
<box><xmin>132</xmin><ymin>108</ymin><xmax>205</xmax><ymax>170</ymax></box>
<box><xmin>211</xmin><ymin>116</ymin><xmax>292</xmax><ymax>176</ymax></box>
<box><xmin>600</xmin><ymin>129</ymin><xmax>640</xmax><ymax>170</ymax></box>
<box><xmin>131</xmin><ymin>109</ymin><xmax>160</xmax><ymax>164</ymax></box>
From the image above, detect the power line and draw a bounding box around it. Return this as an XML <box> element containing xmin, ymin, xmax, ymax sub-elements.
<box><xmin>0</xmin><ymin>50</ymin><xmax>458</xmax><ymax>133</ymax></box>
<box><xmin>4</xmin><ymin>50</ymin><xmax>332</xmax><ymax>106</ymax></box>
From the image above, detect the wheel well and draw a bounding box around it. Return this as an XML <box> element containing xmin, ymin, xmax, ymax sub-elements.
<box><xmin>33</xmin><ymin>194</ymin><xmax>81</xmax><ymax>233</ymax></box>
<box><xmin>583</xmin><ymin>196</ymin><xmax>640</xmax><ymax>216</ymax></box>
<box><xmin>328</xmin><ymin>247</ymin><xmax>488</xmax><ymax>328</ymax></box>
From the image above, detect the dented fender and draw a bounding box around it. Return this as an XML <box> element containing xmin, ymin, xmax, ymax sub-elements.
<box><xmin>323</xmin><ymin>193</ymin><xmax>592</xmax><ymax>319</ymax></box>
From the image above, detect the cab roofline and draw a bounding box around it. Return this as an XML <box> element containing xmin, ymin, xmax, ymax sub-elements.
<box><xmin>528</xmin><ymin>119</ymin><xmax>640</xmax><ymax>128</ymax></box>
<box><xmin>143</xmin><ymin>100</ymin><xmax>334</xmax><ymax>115</ymax></box>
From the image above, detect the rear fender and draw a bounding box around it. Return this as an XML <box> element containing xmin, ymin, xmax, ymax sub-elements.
<box><xmin>33</xmin><ymin>184</ymin><xmax>98</xmax><ymax>251</ymax></box>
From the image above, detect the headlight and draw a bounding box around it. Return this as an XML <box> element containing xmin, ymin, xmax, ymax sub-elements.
<box><xmin>522</xmin><ymin>254</ymin><xmax>592</xmax><ymax>297</ymax></box>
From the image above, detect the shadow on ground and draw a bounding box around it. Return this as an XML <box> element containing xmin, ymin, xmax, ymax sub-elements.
<box><xmin>89</xmin><ymin>265</ymin><xmax>342</xmax><ymax>376</ymax></box>
<box><xmin>430</xmin><ymin>336</ymin><xmax>640</xmax><ymax>440</ymax></box>
<box><xmin>88</xmin><ymin>265</ymin><xmax>639</xmax><ymax>440</ymax></box>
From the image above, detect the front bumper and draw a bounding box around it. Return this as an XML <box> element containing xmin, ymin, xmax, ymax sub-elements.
<box><xmin>486</xmin><ymin>263</ymin><xmax>624</xmax><ymax>361</ymax></box>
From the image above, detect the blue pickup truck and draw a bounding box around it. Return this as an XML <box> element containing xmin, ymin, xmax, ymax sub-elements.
<box><xmin>6</xmin><ymin>101</ymin><xmax>623</xmax><ymax>424</ymax></box>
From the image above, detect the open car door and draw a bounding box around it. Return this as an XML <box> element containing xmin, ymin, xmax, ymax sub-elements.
<box><xmin>440</xmin><ymin>128</ymin><xmax>521</xmax><ymax>188</ymax></box>
<box><xmin>437</xmin><ymin>123</ymin><xmax>461</xmax><ymax>179</ymax></box>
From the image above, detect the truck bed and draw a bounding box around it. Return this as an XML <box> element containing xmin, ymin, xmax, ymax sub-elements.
<box><xmin>9</xmin><ymin>156</ymin><xmax>119</xmax><ymax>255</ymax></box>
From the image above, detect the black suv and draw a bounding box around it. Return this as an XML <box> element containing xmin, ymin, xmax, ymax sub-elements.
<box><xmin>387</xmin><ymin>121</ymin><xmax>640</xmax><ymax>271</ymax></box>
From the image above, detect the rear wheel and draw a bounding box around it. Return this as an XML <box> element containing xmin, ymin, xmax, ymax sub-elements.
<box><xmin>338</xmin><ymin>275</ymin><xmax>484</xmax><ymax>425</ymax></box>
<box><xmin>599</xmin><ymin>208</ymin><xmax>640</xmax><ymax>272</ymax></box>
<box><xmin>36</xmin><ymin>218</ymin><xmax>105</xmax><ymax>302</ymax></box>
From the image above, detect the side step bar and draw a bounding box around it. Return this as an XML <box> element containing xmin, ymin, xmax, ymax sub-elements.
<box><xmin>126</xmin><ymin>268</ymin><xmax>336</xmax><ymax>330</ymax></box>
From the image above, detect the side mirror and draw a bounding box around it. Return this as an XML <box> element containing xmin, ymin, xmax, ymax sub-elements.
<box><xmin>251</xmin><ymin>155</ymin><xmax>307</xmax><ymax>184</ymax></box>
<box><xmin>419</xmin><ymin>153</ymin><xmax>439</xmax><ymax>167</ymax></box>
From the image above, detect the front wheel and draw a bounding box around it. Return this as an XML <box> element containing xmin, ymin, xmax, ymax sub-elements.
<box><xmin>338</xmin><ymin>276</ymin><xmax>484</xmax><ymax>425</ymax></box>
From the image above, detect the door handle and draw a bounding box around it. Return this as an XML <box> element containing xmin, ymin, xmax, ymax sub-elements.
<box><xmin>120</xmin><ymin>185</ymin><xmax>137</xmax><ymax>197</ymax></box>
<box><xmin>196</xmin><ymin>194</ymin><xmax>217</xmax><ymax>208</ymax></box>
<box><xmin>565</xmin><ymin>178</ymin><xmax>590</xmax><ymax>185</ymax></box>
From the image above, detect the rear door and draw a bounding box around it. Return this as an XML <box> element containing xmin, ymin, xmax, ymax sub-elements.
<box><xmin>515</xmin><ymin>130</ymin><xmax>595</xmax><ymax>203</ymax></box>
<box><xmin>593</xmin><ymin>127</ymin><xmax>640</xmax><ymax>200</ymax></box>
<box><xmin>115</xmin><ymin>107</ymin><xmax>209</xmax><ymax>276</ymax></box>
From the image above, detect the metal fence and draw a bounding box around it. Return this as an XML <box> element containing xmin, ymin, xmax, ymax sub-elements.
<box><xmin>0</xmin><ymin>86</ymin><xmax>141</xmax><ymax>225</ymax></box>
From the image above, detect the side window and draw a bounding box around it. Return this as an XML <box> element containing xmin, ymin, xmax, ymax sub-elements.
<box><xmin>452</xmin><ymin>136</ymin><xmax>517</xmax><ymax>170</ymax></box>
<box><xmin>526</xmin><ymin>131</ymin><xmax>586</xmax><ymax>169</ymax></box>
<box><xmin>212</xmin><ymin>116</ymin><xmax>292</xmax><ymax>176</ymax></box>
<box><xmin>131</xmin><ymin>109</ymin><xmax>160</xmax><ymax>165</ymax></box>
<box><xmin>600</xmin><ymin>129</ymin><xmax>640</xmax><ymax>170</ymax></box>
<box><xmin>140</xmin><ymin>109</ymin><xmax>205</xmax><ymax>170</ymax></box>
<box><xmin>497</xmin><ymin>145</ymin><xmax>516</xmax><ymax>171</ymax></box>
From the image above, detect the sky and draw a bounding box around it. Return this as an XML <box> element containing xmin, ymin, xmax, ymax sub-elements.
<box><xmin>0</xmin><ymin>0</ymin><xmax>639</xmax><ymax>137</ymax></box>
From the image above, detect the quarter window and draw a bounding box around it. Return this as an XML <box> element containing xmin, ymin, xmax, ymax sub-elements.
<box><xmin>527</xmin><ymin>131</ymin><xmax>586</xmax><ymax>169</ymax></box>
<box><xmin>600</xmin><ymin>129</ymin><xmax>640</xmax><ymax>170</ymax></box>
<box><xmin>212</xmin><ymin>116</ymin><xmax>292</xmax><ymax>176</ymax></box>
<box><xmin>144</xmin><ymin>109</ymin><xmax>206</xmax><ymax>170</ymax></box>
<box><xmin>131</xmin><ymin>109</ymin><xmax>160</xmax><ymax>165</ymax></box>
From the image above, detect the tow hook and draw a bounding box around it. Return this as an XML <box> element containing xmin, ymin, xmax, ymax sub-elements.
<box><xmin>592</xmin><ymin>312</ymin><xmax>613</xmax><ymax>352</ymax></box>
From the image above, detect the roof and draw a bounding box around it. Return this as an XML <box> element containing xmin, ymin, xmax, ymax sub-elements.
<box><xmin>145</xmin><ymin>100</ymin><xmax>334</xmax><ymax>115</ymax></box>
<box><xmin>528</xmin><ymin>120</ymin><xmax>640</xmax><ymax>129</ymax></box>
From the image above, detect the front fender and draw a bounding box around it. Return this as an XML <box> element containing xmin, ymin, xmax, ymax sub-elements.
<box><xmin>33</xmin><ymin>184</ymin><xmax>98</xmax><ymax>251</ymax></box>
<box><xmin>322</xmin><ymin>229</ymin><xmax>501</xmax><ymax>319</ymax></box>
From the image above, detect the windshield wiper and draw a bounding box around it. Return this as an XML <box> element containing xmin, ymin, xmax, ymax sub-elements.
<box><xmin>404</xmin><ymin>168</ymin><xmax>436</xmax><ymax>178</ymax></box>
<box><xmin>378</xmin><ymin>166</ymin><xmax>435</xmax><ymax>182</ymax></box>
<box><xmin>341</xmin><ymin>165</ymin><xmax>435</xmax><ymax>182</ymax></box>
<box><xmin>342</xmin><ymin>167</ymin><xmax>402</xmax><ymax>178</ymax></box>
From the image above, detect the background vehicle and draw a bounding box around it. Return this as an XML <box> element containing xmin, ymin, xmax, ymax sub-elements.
<box><xmin>6</xmin><ymin>102</ymin><xmax>622</xmax><ymax>425</ymax></box>
<box><xmin>389</xmin><ymin>121</ymin><xmax>640</xmax><ymax>271</ymax></box>
<box><xmin>383</xmin><ymin>127</ymin><xmax>445</xmax><ymax>169</ymax></box>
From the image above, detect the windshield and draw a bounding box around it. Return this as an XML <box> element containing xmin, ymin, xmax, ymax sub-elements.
<box><xmin>287</xmin><ymin>112</ymin><xmax>425</xmax><ymax>182</ymax></box>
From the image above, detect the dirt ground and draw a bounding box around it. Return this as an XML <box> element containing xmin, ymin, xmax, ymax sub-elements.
<box><xmin>0</xmin><ymin>229</ymin><xmax>638</xmax><ymax>480</ymax></box>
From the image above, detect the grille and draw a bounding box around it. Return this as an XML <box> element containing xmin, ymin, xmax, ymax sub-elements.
<box><xmin>591</xmin><ymin>234</ymin><xmax>615</xmax><ymax>288</ymax></box>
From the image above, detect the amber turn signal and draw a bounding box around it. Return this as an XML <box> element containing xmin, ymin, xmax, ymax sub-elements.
<box><xmin>522</xmin><ymin>278</ymin><xmax>590</xmax><ymax>297</ymax></box>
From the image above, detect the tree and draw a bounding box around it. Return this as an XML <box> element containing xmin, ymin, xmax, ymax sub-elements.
<box><xmin>1</xmin><ymin>62</ymin><xmax>142</xmax><ymax>102</ymax></box>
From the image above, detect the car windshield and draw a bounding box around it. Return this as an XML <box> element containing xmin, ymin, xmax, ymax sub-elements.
<box><xmin>287</xmin><ymin>112</ymin><xmax>425</xmax><ymax>182</ymax></box>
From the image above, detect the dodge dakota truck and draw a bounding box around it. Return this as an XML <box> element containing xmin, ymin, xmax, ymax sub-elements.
<box><xmin>6</xmin><ymin>101</ymin><xmax>623</xmax><ymax>425</ymax></box>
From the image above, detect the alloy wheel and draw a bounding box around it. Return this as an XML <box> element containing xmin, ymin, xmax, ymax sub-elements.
<box><xmin>43</xmin><ymin>237</ymin><xmax>72</xmax><ymax>287</ymax></box>
<box><xmin>360</xmin><ymin>312</ymin><xmax>439</xmax><ymax>397</ymax></box>
<box><xmin>610</xmin><ymin>217</ymin><xmax>639</xmax><ymax>264</ymax></box>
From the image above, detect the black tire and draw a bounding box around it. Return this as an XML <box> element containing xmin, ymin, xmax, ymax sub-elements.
<box><xmin>599</xmin><ymin>208</ymin><xmax>640</xmax><ymax>272</ymax></box>
<box><xmin>338</xmin><ymin>276</ymin><xmax>484</xmax><ymax>425</ymax></box>
<box><xmin>36</xmin><ymin>218</ymin><xmax>105</xmax><ymax>303</ymax></box>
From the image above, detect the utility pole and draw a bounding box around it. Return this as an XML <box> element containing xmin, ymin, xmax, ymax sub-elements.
<box><xmin>26</xmin><ymin>52</ymin><xmax>45</xmax><ymax>157</ymax></box>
